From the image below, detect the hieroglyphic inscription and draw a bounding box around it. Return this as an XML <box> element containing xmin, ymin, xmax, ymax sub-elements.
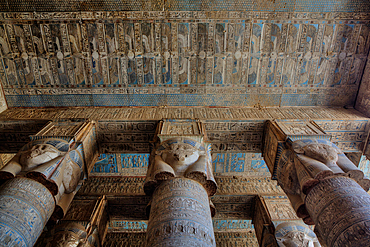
<box><xmin>103</xmin><ymin>231</ymin><xmax>259</xmax><ymax>247</ymax></box>
<box><xmin>0</xmin><ymin>120</ymin><xmax>48</xmax><ymax>152</ymax></box>
<box><xmin>77</xmin><ymin>176</ymin><xmax>284</xmax><ymax>196</ymax></box>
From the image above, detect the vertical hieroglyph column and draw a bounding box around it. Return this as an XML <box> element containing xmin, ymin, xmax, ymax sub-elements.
<box><xmin>144</xmin><ymin>119</ymin><xmax>217</xmax><ymax>247</ymax></box>
<box><xmin>0</xmin><ymin>121</ymin><xmax>98</xmax><ymax>247</ymax></box>
<box><xmin>263</xmin><ymin>120</ymin><xmax>370</xmax><ymax>247</ymax></box>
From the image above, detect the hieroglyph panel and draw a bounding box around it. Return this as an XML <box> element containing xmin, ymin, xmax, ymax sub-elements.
<box><xmin>2</xmin><ymin>0</ymin><xmax>370</xmax><ymax>12</ymax></box>
<box><xmin>0</xmin><ymin>107</ymin><xmax>367</xmax><ymax>121</ymax></box>
<box><xmin>90</xmin><ymin>152</ymin><xmax>269</xmax><ymax>177</ymax></box>
<box><xmin>102</xmin><ymin>231</ymin><xmax>259</xmax><ymax>247</ymax></box>
<box><xmin>0</xmin><ymin>12</ymin><xmax>369</xmax><ymax>107</ymax></box>
<box><xmin>77</xmin><ymin>176</ymin><xmax>284</xmax><ymax>196</ymax></box>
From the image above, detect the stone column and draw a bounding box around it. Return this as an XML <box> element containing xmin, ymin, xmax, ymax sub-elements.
<box><xmin>263</xmin><ymin>120</ymin><xmax>370</xmax><ymax>247</ymax></box>
<box><xmin>305</xmin><ymin>176</ymin><xmax>370</xmax><ymax>247</ymax></box>
<box><xmin>0</xmin><ymin>121</ymin><xmax>98</xmax><ymax>247</ymax></box>
<box><xmin>144</xmin><ymin>119</ymin><xmax>217</xmax><ymax>247</ymax></box>
<box><xmin>147</xmin><ymin>178</ymin><xmax>215</xmax><ymax>247</ymax></box>
<box><xmin>0</xmin><ymin>78</ymin><xmax>7</xmax><ymax>114</ymax></box>
<box><xmin>0</xmin><ymin>177</ymin><xmax>55</xmax><ymax>246</ymax></box>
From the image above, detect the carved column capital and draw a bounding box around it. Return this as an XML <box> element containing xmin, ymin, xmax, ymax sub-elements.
<box><xmin>145</xmin><ymin>119</ymin><xmax>217</xmax><ymax>247</ymax></box>
<box><xmin>0</xmin><ymin>120</ymin><xmax>99</xmax><ymax>246</ymax></box>
<box><xmin>144</xmin><ymin>119</ymin><xmax>217</xmax><ymax>196</ymax></box>
<box><xmin>263</xmin><ymin>120</ymin><xmax>370</xmax><ymax>246</ymax></box>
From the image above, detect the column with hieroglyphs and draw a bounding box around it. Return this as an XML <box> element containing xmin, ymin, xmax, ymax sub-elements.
<box><xmin>263</xmin><ymin>120</ymin><xmax>370</xmax><ymax>247</ymax></box>
<box><xmin>0</xmin><ymin>120</ymin><xmax>98</xmax><ymax>247</ymax></box>
<box><xmin>144</xmin><ymin>119</ymin><xmax>217</xmax><ymax>247</ymax></box>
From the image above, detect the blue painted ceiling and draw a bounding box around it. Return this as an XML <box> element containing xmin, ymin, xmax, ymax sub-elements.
<box><xmin>0</xmin><ymin>0</ymin><xmax>369</xmax><ymax>108</ymax></box>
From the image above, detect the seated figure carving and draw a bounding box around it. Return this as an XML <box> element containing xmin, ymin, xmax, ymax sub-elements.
<box><xmin>144</xmin><ymin>137</ymin><xmax>216</xmax><ymax>196</ymax></box>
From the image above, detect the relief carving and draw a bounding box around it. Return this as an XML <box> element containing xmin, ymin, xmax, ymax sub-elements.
<box><xmin>0</xmin><ymin>138</ymin><xmax>70</xmax><ymax>195</ymax></box>
<box><xmin>293</xmin><ymin>139</ymin><xmax>370</xmax><ymax>192</ymax></box>
<box><xmin>144</xmin><ymin>137</ymin><xmax>216</xmax><ymax>196</ymax></box>
<box><xmin>275</xmin><ymin>222</ymin><xmax>320</xmax><ymax>247</ymax></box>
<box><xmin>267</xmin><ymin>119</ymin><xmax>370</xmax><ymax>246</ymax></box>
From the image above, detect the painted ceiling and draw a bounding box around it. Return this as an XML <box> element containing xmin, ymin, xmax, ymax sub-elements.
<box><xmin>0</xmin><ymin>0</ymin><xmax>370</xmax><ymax>108</ymax></box>
<box><xmin>0</xmin><ymin>1</ymin><xmax>370</xmax><ymax>243</ymax></box>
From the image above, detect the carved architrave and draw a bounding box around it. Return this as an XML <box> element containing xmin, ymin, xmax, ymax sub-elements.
<box><xmin>275</xmin><ymin>120</ymin><xmax>329</xmax><ymax>141</ymax></box>
<box><xmin>77</xmin><ymin>176</ymin><xmax>284</xmax><ymax>196</ymax></box>
<box><xmin>262</xmin><ymin>121</ymin><xmax>285</xmax><ymax>177</ymax></box>
<box><xmin>252</xmin><ymin>196</ymin><xmax>278</xmax><ymax>247</ymax></box>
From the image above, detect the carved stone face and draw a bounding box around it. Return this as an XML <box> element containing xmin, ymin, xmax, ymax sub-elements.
<box><xmin>277</xmin><ymin>231</ymin><xmax>320</xmax><ymax>247</ymax></box>
<box><xmin>302</xmin><ymin>144</ymin><xmax>339</xmax><ymax>165</ymax></box>
<box><xmin>161</xmin><ymin>143</ymin><xmax>200</xmax><ymax>174</ymax></box>
<box><xmin>19</xmin><ymin>144</ymin><xmax>61</xmax><ymax>170</ymax></box>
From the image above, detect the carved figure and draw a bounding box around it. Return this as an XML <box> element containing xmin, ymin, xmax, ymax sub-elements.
<box><xmin>35</xmin><ymin>222</ymin><xmax>87</xmax><ymax>247</ymax></box>
<box><xmin>19</xmin><ymin>143</ymin><xmax>65</xmax><ymax>170</ymax></box>
<box><xmin>276</xmin><ymin>231</ymin><xmax>320</xmax><ymax>247</ymax></box>
<box><xmin>0</xmin><ymin>138</ymin><xmax>69</xmax><ymax>180</ymax></box>
<box><xmin>144</xmin><ymin>138</ymin><xmax>216</xmax><ymax>196</ymax></box>
<box><xmin>294</xmin><ymin>142</ymin><xmax>343</xmax><ymax>173</ymax></box>
<box><xmin>0</xmin><ymin>138</ymin><xmax>84</xmax><ymax>197</ymax></box>
<box><xmin>275</xmin><ymin>222</ymin><xmax>321</xmax><ymax>247</ymax></box>
<box><xmin>292</xmin><ymin>139</ymin><xmax>370</xmax><ymax>191</ymax></box>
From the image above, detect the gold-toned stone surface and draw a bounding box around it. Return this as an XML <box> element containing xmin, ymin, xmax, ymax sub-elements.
<box><xmin>103</xmin><ymin>231</ymin><xmax>259</xmax><ymax>247</ymax></box>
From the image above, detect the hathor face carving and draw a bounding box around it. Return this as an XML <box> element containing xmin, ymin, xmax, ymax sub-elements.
<box><xmin>19</xmin><ymin>144</ymin><xmax>62</xmax><ymax>170</ymax></box>
<box><xmin>277</xmin><ymin>231</ymin><xmax>319</xmax><ymax>247</ymax></box>
<box><xmin>301</xmin><ymin>144</ymin><xmax>340</xmax><ymax>165</ymax></box>
<box><xmin>162</xmin><ymin>144</ymin><xmax>200</xmax><ymax>169</ymax></box>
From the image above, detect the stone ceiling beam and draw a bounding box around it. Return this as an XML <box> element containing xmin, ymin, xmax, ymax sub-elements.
<box><xmin>0</xmin><ymin>107</ymin><xmax>369</xmax><ymax>154</ymax></box>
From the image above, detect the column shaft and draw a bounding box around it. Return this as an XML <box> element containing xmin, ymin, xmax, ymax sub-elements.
<box><xmin>305</xmin><ymin>176</ymin><xmax>370</xmax><ymax>247</ymax></box>
<box><xmin>0</xmin><ymin>177</ymin><xmax>55</xmax><ymax>247</ymax></box>
<box><xmin>146</xmin><ymin>178</ymin><xmax>215</xmax><ymax>247</ymax></box>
